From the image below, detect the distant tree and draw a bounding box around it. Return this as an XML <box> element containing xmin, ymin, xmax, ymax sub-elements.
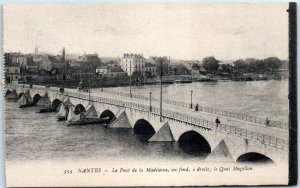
<box><xmin>172</xmin><ymin>64</ymin><xmax>191</xmax><ymax>75</ymax></box>
<box><xmin>156</xmin><ymin>62</ymin><xmax>169</xmax><ymax>76</ymax></box>
<box><xmin>144</xmin><ymin>71</ymin><xmax>152</xmax><ymax>78</ymax></box>
<box><xmin>221</xmin><ymin>64</ymin><xmax>232</xmax><ymax>74</ymax></box>
<box><xmin>232</xmin><ymin>57</ymin><xmax>283</xmax><ymax>74</ymax></box>
<box><xmin>280</xmin><ymin>60</ymin><xmax>289</xmax><ymax>70</ymax></box>
<box><xmin>256</xmin><ymin>60</ymin><xmax>269</xmax><ymax>72</ymax></box>
<box><xmin>150</xmin><ymin>56</ymin><xmax>170</xmax><ymax>76</ymax></box>
<box><xmin>245</xmin><ymin>58</ymin><xmax>259</xmax><ymax>72</ymax></box>
<box><xmin>233</xmin><ymin>59</ymin><xmax>247</xmax><ymax>69</ymax></box>
<box><xmin>132</xmin><ymin>72</ymin><xmax>142</xmax><ymax>79</ymax></box>
<box><xmin>192</xmin><ymin>63</ymin><xmax>201</xmax><ymax>70</ymax></box>
<box><xmin>263</xmin><ymin>57</ymin><xmax>282</xmax><ymax>70</ymax></box>
<box><xmin>4</xmin><ymin>53</ymin><xmax>10</xmax><ymax>66</ymax></box>
<box><xmin>202</xmin><ymin>56</ymin><xmax>219</xmax><ymax>74</ymax></box>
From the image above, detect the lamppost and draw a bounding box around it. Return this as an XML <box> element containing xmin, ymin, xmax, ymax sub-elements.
<box><xmin>101</xmin><ymin>74</ymin><xmax>104</xmax><ymax>92</ymax></box>
<box><xmin>21</xmin><ymin>63</ymin><xmax>25</xmax><ymax>87</ymax></box>
<box><xmin>190</xmin><ymin>90</ymin><xmax>193</xmax><ymax>109</ymax></box>
<box><xmin>149</xmin><ymin>91</ymin><xmax>152</xmax><ymax>112</ymax></box>
<box><xmin>79</xmin><ymin>72</ymin><xmax>92</xmax><ymax>104</ymax></box>
<box><xmin>88</xmin><ymin>72</ymin><xmax>91</xmax><ymax>104</ymax></box>
<box><xmin>159</xmin><ymin>57</ymin><xmax>163</xmax><ymax>122</ymax></box>
<box><xmin>87</xmin><ymin>65</ymin><xmax>92</xmax><ymax>104</ymax></box>
<box><xmin>129</xmin><ymin>61</ymin><xmax>132</xmax><ymax>98</ymax></box>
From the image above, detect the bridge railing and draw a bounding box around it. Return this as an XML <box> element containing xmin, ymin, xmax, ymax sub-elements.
<box><xmin>61</xmin><ymin>90</ymin><xmax>288</xmax><ymax>150</ymax></box>
<box><xmin>100</xmin><ymin>89</ymin><xmax>288</xmax><ymax>130</ymax></box>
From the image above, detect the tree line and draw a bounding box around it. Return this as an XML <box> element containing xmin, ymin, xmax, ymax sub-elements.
<box><xmin>193</xmin><ymin>56</ymin><xmax>288</xmax><ymax>75</ymax></box>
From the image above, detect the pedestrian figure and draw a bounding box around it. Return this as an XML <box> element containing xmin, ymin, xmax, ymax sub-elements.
<box><xmin>266</xmin><ymin>118</ymin><xmax>270</xmax><ymax>127</ymax></box>
<box><xmin>215</xmin><ymin>117</ymin><xmax>220</xmax><ymax>128</ymax></box>
<box><xmin>195</xmin><ymin>104</ymin><xmax>199</xmax><ymax>111</ymax></box>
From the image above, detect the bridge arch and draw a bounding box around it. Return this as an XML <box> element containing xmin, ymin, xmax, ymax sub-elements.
<box><xmin>236</xmin><ymin>152</ymin><xmax>274</xmax><ymax>164</ymax></box>
<box><xmin>75</xmin><ymin>104</ymin><xmax>86</xmax><ymax>114</ymax></box>
<box><xmin>100</xmin><ymin>110</ymin><xmax>115</xmax><ymax>124</ymax></box>
<box><xmin>52</xmin><ymin>99</ymin><xmax>62</xmax><ymax>111</ymax></box>
<box><xmin>133</xmin><ymin>119</ymin><xmax>155</xmax><ymax>142</ymax></box>
<box><xmin>178</xmin><ymin>130</ymin><xmax>211</xmax><ymax>157</ymax></box>
<box><xmin>33</xmin><ymin>94</ymin><xmax>41</xmax><ymax>105</ymax></box>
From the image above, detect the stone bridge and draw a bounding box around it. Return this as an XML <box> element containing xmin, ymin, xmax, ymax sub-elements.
<box><xmin>13</xmin><ymin>85</ymin><xmax>289</xmax><ymax>164</ymax></box>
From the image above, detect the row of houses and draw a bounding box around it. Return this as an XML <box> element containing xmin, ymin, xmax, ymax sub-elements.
<box><xmin>5</xmin><ymin>52</ymin><xmax>175</xmax><ymax>83</ymax></box>
<box><xmin>4</xmin><ymin>52</ymin><xmax>69</xmax><ymax>82</ymax></box>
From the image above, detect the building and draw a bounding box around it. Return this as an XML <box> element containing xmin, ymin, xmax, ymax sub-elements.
<box><xmin>96</xmin><ymin>65</ymin><xmax>126</xmax><ymax>78</ymax></box>
<box><xmin>16</xmin><ymin>56</ymin><xmax>28</xmax><ymax>67</ymax></box>
<box><xmin>5</xmin><ymin>65</ymin><xmax>21</xmax><ymax>82</ymax></box>
<box><xmin>148</xmin><ymin>56</ymin><xmax>171</xmax><ymax>76</ymax></box>
<box><xmin>33</xmin><ymin>55</ymin><xmax>66</xmax><ymax>72</ymax></box>
<box><xmin>144</xmin><ymin>62</ymin><xmax>156</xmax><ymax>77</ymax></box>
<box><xmin>120</xmin><ymin>53</ymin><xmax>146</xmax><ymax>76</ymax></box>
<box><xmin>24</xmin><ymin>61</ymin><xmax>40</xmax><ymax>71</ymax></box>
<box><xmin>4</xmin><ymin>52</ymin><xmax>23</xmax><ymax>66</ymax></box>
<box><xmin>96</xmin><ymin>66</ymin><xmax>109</xmax><ymax>75</ymax></box>
<box><xmin>73</xmin><ymin>53</ymin><xmax>102</xmax><ymax>72</ymax></box>
<box><xmin>83</xmin><ymin>54</ymin><xmax>100</xmax><ymax>63</ymax></box>
<box><xmin>82</xmin><ymin>54</ymin><xmax>101</xmax><ymax>65</ymax></box>
<box><xmin>109</xmin><ymin>65</ymin><xmax>126</xmax><ymax>78</ymax></box>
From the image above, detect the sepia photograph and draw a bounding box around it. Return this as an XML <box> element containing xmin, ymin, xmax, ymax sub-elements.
<box><xmin>3</xmin><ymin>3</ymin><xmax>296</xmax><ymax>186</ymax></box>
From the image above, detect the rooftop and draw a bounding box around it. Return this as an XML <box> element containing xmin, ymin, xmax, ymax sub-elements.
<box><xmin>96</xmin><ymin>66</ymin><xmax>108</xmax><ymax>69</ymax></box>
<box><xmin>122</xmin><ymin>53</ymin><xmax>145</xmax><ymax>59</ymax></box>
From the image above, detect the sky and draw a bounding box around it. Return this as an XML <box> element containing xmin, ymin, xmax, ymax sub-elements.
<box><xmin>3</xmin><ymin>3</ymin><xmax>289</xmax><ymax>60</ymax></box>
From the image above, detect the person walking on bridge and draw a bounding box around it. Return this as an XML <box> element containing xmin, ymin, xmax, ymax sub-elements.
<box><xmin>215</xmin><ymin>117</ymin><xmax>220</xmax><ymax>128</ymax></box>
<box><xmin>195</xmin><ymin>104</ymin><xmax>199</xmax><ymax>111</ymax></box>
<box><xmin>265</xmin><ymin>118</ymin><xmax>270</xmax><ymax>127</ymax></box>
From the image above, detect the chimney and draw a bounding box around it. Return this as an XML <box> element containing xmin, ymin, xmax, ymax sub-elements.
<box><xmin>62</xmin><ymin>47</ymin><xmax>65</xmax><ymax>61</ymax></box>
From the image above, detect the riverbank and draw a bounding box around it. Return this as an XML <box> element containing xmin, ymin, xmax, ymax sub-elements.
<box><xmin>12</xmin><ymin>70</ymin><xmax>288</xmax><ymax>89</ymax></box>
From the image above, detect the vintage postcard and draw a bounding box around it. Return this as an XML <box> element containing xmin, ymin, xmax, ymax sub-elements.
<box><xmin>3</xmin><ymin>3</ymin><xmax>297</xmax><ymax>187</ymax></box>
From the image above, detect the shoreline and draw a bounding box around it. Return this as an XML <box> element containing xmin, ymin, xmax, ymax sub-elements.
<box><xmin>10</xmin><ymin>76</ymin><xmax>288</xmax><ymax>89</ymax></box>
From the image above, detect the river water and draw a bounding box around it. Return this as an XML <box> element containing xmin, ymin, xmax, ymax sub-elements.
<box><xmin>101</xmin><ymin>80</ymin><xmax>289</xmax><ymax>122</ymax></box>
<box><xmin>5</xmin><ymin>103</ymin><xmax>198</xmax><ymax>162</ymax></box>
<box><xmin>5</xmin><ymin>80</ymin><xmax>288</xmax><ymax>162</ymax></box>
